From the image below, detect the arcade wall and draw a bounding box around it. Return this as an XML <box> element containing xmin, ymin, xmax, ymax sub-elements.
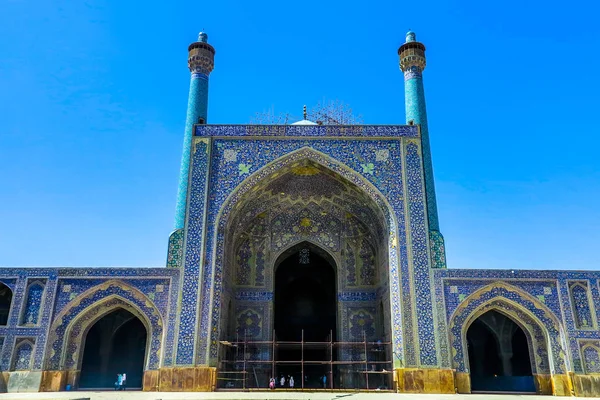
<box><xmin>0</xmin><ymin>267</ymin><xmax>179</xmax><ymax>392</ymax></box>
<box><xmin>435</xmin><ymin>268</ymin><xmax>600</xmax><ymax>396</ymax></box>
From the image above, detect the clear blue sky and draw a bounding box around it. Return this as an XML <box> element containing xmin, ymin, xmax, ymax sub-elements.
<box><xmin>1</xmin><ymin>0</ymin><xmax>598</xmax><ymax>270</ymax></box>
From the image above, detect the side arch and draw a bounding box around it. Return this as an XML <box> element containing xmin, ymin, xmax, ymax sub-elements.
<box><xmin>201</xmin><ymin>146</ymin><xmax>402</xmax><ymax>364</ymax></box>
<box><xmin>0</xmin><ymin>281</ymin><xmax>13</xmax><ymax>326</ymax></box>
<box><xmin>46</xmin><ymin>280</ymin><xmax>164</xmax><ymax>372</ymax></box>
<box><xmin>448</xmin><ymin>282</ymin><xmax>567</xmax><ymax>376</ymax></box>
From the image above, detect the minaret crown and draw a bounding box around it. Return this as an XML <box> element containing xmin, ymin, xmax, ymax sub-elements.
<box><xmin>188</xmin><ymin>32</ymin><xmax>215</xmax><ymax>76</ymax></box>
<box><xmin>398</xmin><ymin>30</ymin><xmax>426</xmax><ymax>74</ymax></box>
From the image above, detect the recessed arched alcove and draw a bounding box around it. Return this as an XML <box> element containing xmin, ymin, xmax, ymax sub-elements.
<box><xmin>79</xmin><ymin>308</ymin><xmax>147</xmax><ymax>390</ymax></box>
<box><xmin>274</xmin><ymin>241</ymin><xmax>337</xmax><ymax>342</ymax></box>
<box><xmin>0</xmin><ymin>282</ymin><xmax>13</xmax><ymax>326</ymax></box>
<box><xmin>466</xmin><ymin>310</ymin><xmax>535</xmax><ymax>393</ymax></box>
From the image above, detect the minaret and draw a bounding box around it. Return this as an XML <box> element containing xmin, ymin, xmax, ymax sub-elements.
<box><xmin>174</xmin><ymin>32</ymin><xmax>215</xmax><ymax>230</ymax></box>
<box><xmin>398</xmin><ymin>31</ymin><xmax>446</xmax><ymax>268</ymax></box>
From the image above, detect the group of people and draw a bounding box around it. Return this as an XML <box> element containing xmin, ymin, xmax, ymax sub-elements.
<box><xmin>268</xmin><ymin>374</ymin><xmax>328</xmax><ymax>389</ymax></box>
<box><xmin>269</xmin><ymin>375</ymin><xmax>295</xmax><ymax>389</ymax></box>
<box><xmin>114</xmin><ymin>373</ymin><xmax>127</xmax><ymax>391</ymax></box>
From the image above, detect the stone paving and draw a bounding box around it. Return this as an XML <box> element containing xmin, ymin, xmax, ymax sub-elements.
<box><xmin>2</xmin><ymin>392</ymin><xmax>600</xmax><ymax>400</ymax></box>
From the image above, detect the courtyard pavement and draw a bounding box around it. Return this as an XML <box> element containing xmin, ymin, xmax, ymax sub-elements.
<box><xmin>1</xmin><ymin>392</ymin><xmax>600</xmax><ymax>400</ymax></box>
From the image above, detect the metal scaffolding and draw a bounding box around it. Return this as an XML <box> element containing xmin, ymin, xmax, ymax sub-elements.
<box><xmin>217</xmin><ymin>330</ymin><xmax>393</xmax><ymax>391</ymax></box>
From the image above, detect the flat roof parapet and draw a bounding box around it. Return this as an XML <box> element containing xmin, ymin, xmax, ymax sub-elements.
<box><xmin>195</xmin><ymin>124</ymin><xmax>419</xmax><ymax>138</ymax></box>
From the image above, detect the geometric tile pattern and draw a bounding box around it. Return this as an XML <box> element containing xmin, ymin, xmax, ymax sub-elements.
<box><xmin>11</xmin><ymin>338</ymin><xmax>34</xmax><ymax>371</ymax></box>
<box><xmin>581</xmin><ymin>341</ymin><xmax>600</xmax><ymax>374</ymax></box>
<box><xmin>570</xmin><ymin>282</ymin><xmax>595</xmax><ymax>329</ymax></box>
<box><xmin>21</xmin><ymin>281</ymin><xmax>45</xmax><ymax>326</ymax></box>
<box><xmin>167</xmin><ymin>228</ymin><xmax>184</xmax><ymax>268</ymax></box>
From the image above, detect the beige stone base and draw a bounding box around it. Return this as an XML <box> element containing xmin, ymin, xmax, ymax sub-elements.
<box><xmin>40</xmin><ymin>371</ymin><xmax>66</xmax><ymax>391</ymax></box>
<box><xmin>533</xmin><ymin>373</ymin><xmax>553</xmax><ymax>395</ymax></box>
<box><xmin>571</xmin><ymin>373</ymin><xmax>600</xmax><ymax>397</ymax></box>
<box><xmin>552</xmin><ymin>373</ymin><xmax>575</xmax><ymax>396</ymax></box>
<box><xmin>157</xmin><ymin>367</ymin><xmax>216</xmax><ymax>392</ymax></box>
<box><xmin>454</xmin><ymin>371</ymin><xmax>470</xmax><ymax>393</ymax></box>
<box><xmin>39</xmin><ymin>370</ymin><xmax>80</xmax><ymax>392</ymax></box>
<box><xmin>394</xmin><ymin>368</ymin><xmax>454</xmax><ymax>394</ymax></box>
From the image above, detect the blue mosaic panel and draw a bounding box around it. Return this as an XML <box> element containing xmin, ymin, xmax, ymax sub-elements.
<box><xmin>32</xmin><ymin>276</ymin><xmax>57</xmax><ymax>370</ymax></box>
<box><xmin>338</xmin><ymin>292</ymin><xmax>377</xmax><ymax>302</ymax></box>
<box><xmin>235</xmin><ymin>291</ymin><xmax>273</xmax><ymax>301</ymax></box>
<box><xmin>235</xmin><ymin>307</ymin><xmax>263</xmax><ymax>339</ymax></box>
<box><xmin>429</xmin><ymin>230</ymin><xmax>446</xmax><ymax>269</ymax></box>
<box><xmin>21</xmin><ymin>281</ymin><xmax>45</xmax><ymax>325</ymax></box>
<box><xmin>432</xmin><ymin>274</ymin><xmax>451</xmax><ymax>368</ymax></box>
<box><xmin>12</xmin><ymin>339</ymin><xmax>33</xmax><ymax>371</ymax></box>
<box><xmin>405</xmin><ymin>141</ymin><xmax>437</xmax><ymax>366</ymax></box>
<box><xmin>196</xmin><ymin>124</ymin><xmax>418</xmax><ymax>138</ymax></box>
<box><xmin>176</xmin><ymin>139</ymin><xmax>210</xmax><ymax>365</ymax></box>
<box><xmin>582</xmin><ymin>343</ymin><xmax>600</xmax><ymax>374</ymax></box>
<box><xmin>53</xmin><ymin>278</ymin><xmax>170</xmax><ymax>318</ymax></box>
<box><xmin>570</xmin><ymin>282</ymin><xmax>594</xmax><ymax>329</ymax></box>
<box><xmin>167</xmin><ymin>229</ymin><xmax>184</xmax><ymax>268</ymax></box>
<box><xmin>348</xmin><ymin>308</ymin><xmax>376</xmax><ymax>340</ymax></box>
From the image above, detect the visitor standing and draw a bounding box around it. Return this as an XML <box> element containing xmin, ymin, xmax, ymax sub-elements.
<box><xmin>289</xmin><ymin>376</ymin><xmax>294</xmax><ymax>388</ymax></box>
<box><xmin>322</xmin><ymin>374</ymin><xmax>327</xmax><ymax>388</ymax></box>
<box><xmin>269</xmin><ymin>377</ymin><xmax>275</xmax><ymax>389</ymax></box>
<box><xmin>280</xmin><ymin>375</ymin><xmax>286</xmax><ymax>387</ymax></box>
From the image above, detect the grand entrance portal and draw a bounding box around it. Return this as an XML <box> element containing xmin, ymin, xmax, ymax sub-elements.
<box><xmin>216</xmin><ymin>158</ymin><xmax>394</xmax><ymax>390</ymax></box>
<box><xmin>467</xmin><ymin>310</ymin><xmax>535</xmax><ymax>393</ymax></box>
<box><xmin>79</xmin><ymin>308</ymin><xmax>147</xmax><ymax>389</ymax></box>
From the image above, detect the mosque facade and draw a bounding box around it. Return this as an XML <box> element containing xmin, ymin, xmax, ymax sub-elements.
<box><xmin>0</xmin><ymin>31</ymin><xmax>599</xmax><ymax>397</ymax></box>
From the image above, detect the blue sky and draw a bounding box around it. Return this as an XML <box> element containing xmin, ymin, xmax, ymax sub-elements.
<box><xmin>1</xmin><ymin>0</ymin><xmax>598</xmax><ymax>269</ymax></box>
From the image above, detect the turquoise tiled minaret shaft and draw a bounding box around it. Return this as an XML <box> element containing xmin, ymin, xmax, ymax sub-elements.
<box><xmin>399</xmin><ymin>31</ymin><xmax>447</xmax><ymax>268</ymax></box>
<box><xmin>168</xmin><ymin>32</ymin><xmax>215</xmax><ymax>268</ymax></box>
<box><xmin>174</xmin><ymin>32</ymin><xmax>215</xmax><ymax>230</ymax></box>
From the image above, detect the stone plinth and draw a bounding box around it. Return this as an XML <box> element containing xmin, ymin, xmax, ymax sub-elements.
<box><xmin>394</xmin><ymin>368</ymin><xmax>454</xmax><ymax>394</ymax></box>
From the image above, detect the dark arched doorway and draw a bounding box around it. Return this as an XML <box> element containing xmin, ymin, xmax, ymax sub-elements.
<box><xmin>0</xmin><ymin>283</ymin><xmax>13</xmax><ymax>326</ymax></box>
<box><xmin>79</xmin><ymin>308</ymin><xmax>147</xmax><ymax>389</ymax></box>
<box><xmin>274</xmin><ymin>242</ymin><xmax>337</xmax><ymax>386</ymax></box>
<box><xmin>467</xmin><ymin>310</ymin><xmax>535</xmax><ymax>393</ymax></box>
